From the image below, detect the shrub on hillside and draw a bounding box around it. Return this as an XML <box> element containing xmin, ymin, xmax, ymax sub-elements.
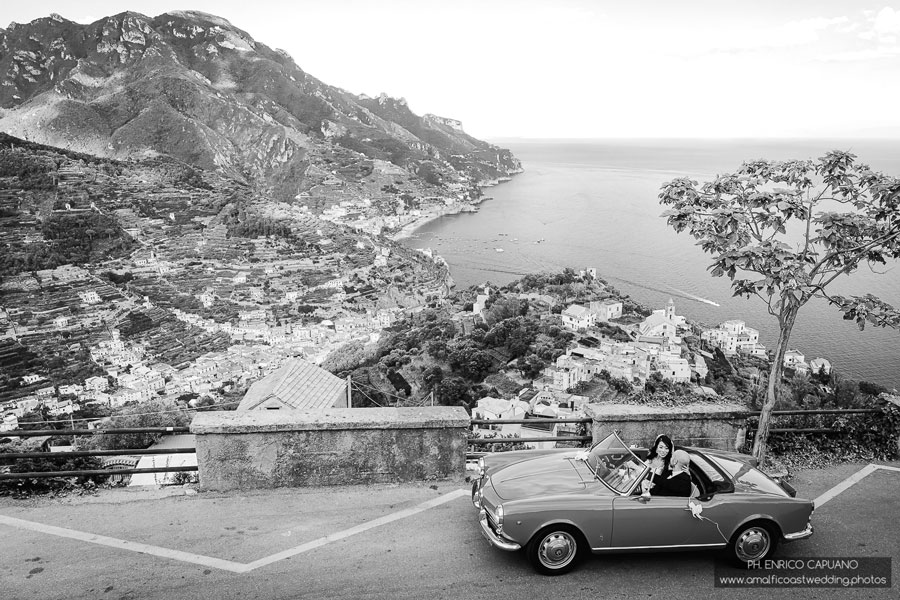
<box><xmin>87</xmin><ymin>401</ymin><xmax>193</xmax><ymax>451</ymax></box>
<box><xmin>746</xmin><ymin>397</ymin><xmax>900</xmax><ymax>465</ymax></box>
<box><xmin>0</xmin><ymin>444</ymin><xmax>107</xmax><ymax>496</ymax></box>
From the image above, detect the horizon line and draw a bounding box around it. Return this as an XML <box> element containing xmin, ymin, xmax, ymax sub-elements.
<box><xmin>485</xmin><ymin>135</ymin><xmax>900</xmax><ymax>143</ymax></box>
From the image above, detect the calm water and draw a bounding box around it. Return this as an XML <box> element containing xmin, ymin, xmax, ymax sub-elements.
<box><xmin>401</xmin><ymin>139</ymin><xmax>900</xmax><ymax>390</ymax></box>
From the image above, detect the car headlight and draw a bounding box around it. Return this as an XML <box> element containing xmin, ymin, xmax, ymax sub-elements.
<box><xmin>496</xmin><ymin>504</ymin><xmax>504</xmax><ymax>530</ymax></box>
<box><xmin>478</xmin><ymin>457</ymin><xmax>486</xmax><ymax>477</ymax></box>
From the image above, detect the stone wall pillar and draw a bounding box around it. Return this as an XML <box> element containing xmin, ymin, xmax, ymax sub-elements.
<box><xmin>191</xmin><ymin>407</ymin><xmax>470</xmax><ymax>491</ymax></box>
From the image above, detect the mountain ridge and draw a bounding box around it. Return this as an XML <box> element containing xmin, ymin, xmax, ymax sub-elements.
<box><xmin>0</xmin><ymin>10</ymin><xmax>521</xmax><ymax>205</ymax></box>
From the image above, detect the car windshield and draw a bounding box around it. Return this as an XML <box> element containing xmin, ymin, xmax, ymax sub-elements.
<box><xmin>584</xmin><ymin>432</ymin><xmax>648</xmax><ymax>494</ymax></box>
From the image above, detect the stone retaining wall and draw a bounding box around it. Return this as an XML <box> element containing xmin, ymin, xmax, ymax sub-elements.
<box><xmin>585</xmin><ymin>402</ymin><xmax>751</xmax><ymax>451</ymax></box>
<box><xmin>191</xmin><ymin>407</ymin><xmax>470</xmax><ymax>492</ymax></box>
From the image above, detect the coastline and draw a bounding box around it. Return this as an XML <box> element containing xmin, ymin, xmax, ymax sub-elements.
<box><xmin>390</xmin><ymin>174</ymin><xmax>518</xmax><ymax>242</ymax></box>
<box><xmin>389</xmin><ymin>196</ymin><xmax>493</xmax><ymax>243</ymax></box>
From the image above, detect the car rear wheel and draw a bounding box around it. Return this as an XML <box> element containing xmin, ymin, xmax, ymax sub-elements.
<box><xmin>526</xmin><ymin>525</ymin><xmax>583</xmax><ymax>576</ymax></box>
<box><xmin>728</xmin><ymin>521</ymin><xmax>777</xmax><ymax>567</ymax></box>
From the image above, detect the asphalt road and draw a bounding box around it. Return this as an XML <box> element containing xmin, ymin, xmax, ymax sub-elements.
<box><xmin>1</xmin><ymin>461</ymin><xmax>898</xmax><ymax>600</ymax></box>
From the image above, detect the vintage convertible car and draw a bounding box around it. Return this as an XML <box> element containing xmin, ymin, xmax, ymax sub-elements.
<box><xmin>471</xmin><ymin>432</ymin><xmax>814</xmax><ymax>575</ymax></box>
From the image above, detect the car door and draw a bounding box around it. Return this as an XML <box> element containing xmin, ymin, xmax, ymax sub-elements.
<box><xmin>610</xmin><ymin>494</ymin><xmax>701</xmax><ymax>548</ymax></box>
<box><xmin>610</xmin><ymin>486</ymin><xmax>736</xmax><ymax>549</ymax></box>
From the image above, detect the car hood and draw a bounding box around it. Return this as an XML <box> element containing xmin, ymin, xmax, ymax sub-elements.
<box><xmin>489</xmin><ymin>454</ymin><xmax>594</xmax><ymax>501</ymax></box>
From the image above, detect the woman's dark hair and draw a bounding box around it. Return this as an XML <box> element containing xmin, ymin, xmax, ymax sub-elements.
<box><xmin>647</xmin><ymin>434</ymin><xmax>674</xmax><ymax>471</ymax></box>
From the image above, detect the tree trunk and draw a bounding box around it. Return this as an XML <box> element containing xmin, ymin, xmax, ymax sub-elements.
<box><xmin>752</xmin><ymin>299</ymin><xmax>801</xmax><ymax>466</ymax></box>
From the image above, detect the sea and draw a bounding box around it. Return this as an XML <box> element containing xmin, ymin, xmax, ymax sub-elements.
<box><xmin>400</xmin><ymin>138</ymin><xmax>900</xmax><ymax>391</ymax></box>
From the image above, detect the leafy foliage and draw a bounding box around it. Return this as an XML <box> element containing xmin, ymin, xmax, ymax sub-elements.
<box><xmin>87</xmin><ymin>401</ymin><xmax>193</xmax><ymax>451</ymax></box>
<box><xmin>222</xmin><ymin>205</ymin><xmax>296</xmax><ymax>239</ymax></box>
<box><xmin>0</xmin><ymin>445</ymin><xmax>107</xmax><ymax>496</ymax></box>
<box><xmin>467</xmin><ymin>430</ymin><xmax>530</xmax><ymax>453</ymax></box>
<box><xmin>1</xmin><ymin>211</ymin><xmax>135</xmax><ymax>275</ymax></box>
<box><xmin>748</xmin><ymin>399</ymin><xmax>900</xmax><ymax>464</ymax></box>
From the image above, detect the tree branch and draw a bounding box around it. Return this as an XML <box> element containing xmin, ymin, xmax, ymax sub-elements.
<box><xmin>808</xmin><ymin>227</ymin><xmax>900</xmax><ymax>279</ymax></box>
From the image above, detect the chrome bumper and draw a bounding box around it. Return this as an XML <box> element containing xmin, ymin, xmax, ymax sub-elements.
<box><xmin>479</xmin><ymin>510</ymin><xmax>521</xmax><ymax>552</ymax></box>
<box><xmin>784</xmin><ymin>523</ymin><xmax>814</xmax><ymax>541</ymax></box>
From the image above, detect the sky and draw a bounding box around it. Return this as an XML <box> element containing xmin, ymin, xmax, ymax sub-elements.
<box><xmin>3</xmin><ymin>0</ymin><xmax>900</xmax><ymax>140</ymax></box>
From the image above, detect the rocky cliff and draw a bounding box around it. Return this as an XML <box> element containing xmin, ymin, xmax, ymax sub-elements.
<box><xmin>0</xmin><ymin>11</ymin><xmax>521</xmax><ymax>203</ymax></box>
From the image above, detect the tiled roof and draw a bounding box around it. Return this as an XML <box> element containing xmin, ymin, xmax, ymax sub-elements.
<box><xmin>638</xmin><ymin>313</ymin><xmax>674</xmax><ymax>335</ymax></box>
<box><xmin>238</xmin><ymin>358</ymin><xmax>346</xmax><ymax>410</ymax></box>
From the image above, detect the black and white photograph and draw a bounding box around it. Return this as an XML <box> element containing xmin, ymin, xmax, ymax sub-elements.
<box><xmin>1</xmin><ymin>2</ymin><xmax>898</xmax><ymax>598</ymax></box>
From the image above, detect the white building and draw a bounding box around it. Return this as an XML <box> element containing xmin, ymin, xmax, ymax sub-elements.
<box><xmin>637</xmin><ymin>300</ymin><xmax>686</xmax><ymax>342</ymax></box>
<box><xmin>2</xmin><ymin>413</ymin><xmax>20</xmax><ymax>431</ymax></box>
<box><xmin>637</xmin><ymin>313</ymin><xmax>677</xmax><ymax>341</ymax></box>
<box><xmin>473</xmin><ymin>293</ymin><xmax>489</xmax><ymax>315</ymax></box>
<box><xmin>590</xmin><ymin>300</ymin><xmax>622</xmax><ymax>322</ymax></box>
<box><xmin>79</xmin><ymin>290</ymin><xmax>101</xmax><ymax>304</ymax></box>
<box><xmin>553</xmin><ymin>352</ymin><xmax>606</xmax><ymax>391</ymax></box>
<box><xmin>701</xmin><ymin>320</ymin><xmax>766</xmax><ymax>356</ymax></box>
<box><xmin>561</xmin><ymin>304</ymin><xmax>594</xmax><ymax>331</ymax></box>
<box><xmin>85</xmin><ymin>376</ymin><xmax>109</xmax><ymax>392</ymax></box>
<box><xmin>809</xmin><ymin>357</ymin><xmax>832</xmax><ymax>376</ymax></box>
<box><xmin>474</xmin><ymin>396</ymin><xmax>528</xmax><ymax>423</ymax></box>
<box><xmin>198</xmin><ymin>292</ymin><xmax>215</xmax><ymax>308</ymax></box>
<box><xmin>239</xmin><ymin>309</ymin><xmax>267</xmax><ymax>321</ymax></box>
<box><xmin>58</xmin><ymin>383</ymin><xmax>84</xmax><ymax>396</ymax></box>
<box><xmin>657</xmin><ymin>355</ymin><xmax>692</xmax><ymax>383</ymax></box>
<box><xmin>783</xmin><ymin>350</ymin><xmax>809</xmax><ymax>373</ymax></box>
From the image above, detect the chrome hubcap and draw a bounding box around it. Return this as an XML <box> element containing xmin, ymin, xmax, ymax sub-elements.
<box><xmin>736</xmin><ymin>527</ymin><xmax>770</xmax><ymax>562</ymax></box>
<box><xmin>539</xmin><ymin>531</ymin><xmax>577</xmax><ymax>568</ymax></box>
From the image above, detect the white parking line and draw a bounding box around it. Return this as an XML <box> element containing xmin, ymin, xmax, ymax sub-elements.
<box><xmin>0</xmin><ymin>513</ymin><xmax>247</xmax><ymax>573</ymax></box>
<box><xmin>0</xmin><ymin>488</ymin><xmax>469</xmax><ymax>573</ymax></box>
<box><xmin>813</xmin><ymin>464</ymin><xmax>900</xmax><ymax>508</ymax></box>
<box><xmin>243</xmin><ymin>488</ymin><xmax>468</xmax><ymax>571</ymax></box>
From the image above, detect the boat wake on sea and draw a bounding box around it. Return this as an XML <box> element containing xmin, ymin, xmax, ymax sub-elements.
<box><xmin>666</xmin><ymin>286</ymin><xmax>720</xmax><ymax>307</ymax></box>
<box><xmin>604</xmin><ymin>276</ymin><xmax>721</xmax><ymax>308</ymax></box>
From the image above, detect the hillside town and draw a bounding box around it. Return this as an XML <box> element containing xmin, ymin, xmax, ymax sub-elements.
<box><xmin>0</xmin><ymin>138</ymin><xmax>471</xmax><ymax>431</ymax></box>
<box><xmin>0</xmin><ymin>144</ymin><xmax>834</xmax><ymax>442</ymax></box>
<box><xmin>2</xmin><ymin>194</ymin><xmax>841</xmax><ymax>442</ymax></box>
<box><xmin>1</xmin><ymin>246</ymin><xmax>838</xmax><ymax>436</ymax></box>
<box><xmin>471</xmin><ymin>287</ymin><xmax>832</xmax><ymax>447</ymax></box>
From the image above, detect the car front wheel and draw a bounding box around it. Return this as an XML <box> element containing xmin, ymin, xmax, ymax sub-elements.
<box><xmin>526</xmin><ymin>525</ymin><xmax>583</xmax><ymax>576</ymax></box>
<box><xmin>728</xmin><ymin>521</ymin><xmax>777</xmax><ymax>567</ymax></box>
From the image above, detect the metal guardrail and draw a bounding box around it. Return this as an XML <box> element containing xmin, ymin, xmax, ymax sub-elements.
<box><xmin>4</xmin><ymin>427</ymin><xmax>192</xmax><ymax>437</ymax></box>
<box><xmin>469</xmin><ymin>408</ymin><xmax>885</xmax><ymax>449</ymax></box>
<box><xmin>470</xmin><ymin>418</ymin><xmax>591</xmax><ymax>425</ymax></box>
<box><xmin>469</xmin><ymin>416</ymin><xmax>592</xmax><ymax>447</ymax></box>
<box><xmin>0</xmin><ymin>427</ymin><xmax>196</xmax><ymax>481</ymax></box>
<box><xmin>2</xmin><ymin>466</ymin><xmax>197</xmax><ymax>479</ymax></box>
<box><xmin>469</xmin><ymin>435</ymin><xmax>592</xmax><ymax>445</ymax></box>
<box><xmin>1</xmin><ymin>448</ymin><xmax>196</xmax><ymax>459</ymax></box>
<box><xmin>748</xmin><ymin>408</ymin><xmax>883</xmax><ymax>436</ymax></box>
<box><xmin>747</xmin><ymin>409</ymin><xmax>880</xmax><ymax>417</ymax></box>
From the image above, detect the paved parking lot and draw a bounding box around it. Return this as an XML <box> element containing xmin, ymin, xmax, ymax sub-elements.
<box><xmin>1</xmin><ymin>461</ymin><xmax>898</xmax><ymax>600</ymax></box>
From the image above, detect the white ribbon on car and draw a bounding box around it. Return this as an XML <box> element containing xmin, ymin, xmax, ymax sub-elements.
<box><xmin>685</xmin><ymin>494</ymin><xmax>728</xmax><ymax>542</ymax></box>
